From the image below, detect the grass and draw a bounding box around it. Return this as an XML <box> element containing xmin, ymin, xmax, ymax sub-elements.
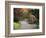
<box><xmin>14</xmin><ymin>22</ymin><xmax>21</xmax><ymax>30</ymax></box>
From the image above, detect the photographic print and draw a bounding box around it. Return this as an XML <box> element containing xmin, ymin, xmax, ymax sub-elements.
<box><xmin>13</xmin><ymin>8</ymin><xmax>39</xmax><ymax>30</ymax></box>
<box><xmin>5</xmin><ymin>1</ymin><xmax>45</xmax><ymax>37</ymax></box>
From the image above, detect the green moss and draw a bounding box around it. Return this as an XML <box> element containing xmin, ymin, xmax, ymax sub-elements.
<box><xmin>14</xmin><ymin>22</ymin><xmax>21</xmax><ymax>30</ymax></box>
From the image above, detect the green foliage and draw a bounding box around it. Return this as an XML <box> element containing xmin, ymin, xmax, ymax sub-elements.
<box><xmin>31</xmin><ymin>9</ymin><xmax>39</xmax><ymax>29</ymax></box>
<box><xmin>35</xmin><ymin>19</ymin><xmax>39</xmax><ymax>29</ymax></box>
<box><xmin>14</xmin><ymin>17</ymin><xmax>19</xmax><ymax>22</ymax></box>
<box><xmin>14</xmin><ymin>22</ymin><xmax>21</xmax><ymax>30</ymax></box>
<box><xmin>31</xmin><ymin>9</ymin><xmax>39</xmax><ymax>19</ymax></box>
<box><xmin>31</xmin><ymin>9</ymin><xmax>39</xmax><ymax>24</ymax></box>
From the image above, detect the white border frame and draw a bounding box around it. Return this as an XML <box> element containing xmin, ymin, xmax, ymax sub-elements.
<box><xmin>10</xmin><ymin>5</ymin><xmax>43</xmax><ymax>34</ymax></box>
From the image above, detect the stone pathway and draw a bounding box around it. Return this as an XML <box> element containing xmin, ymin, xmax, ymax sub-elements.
<box><xmin>19</xmin><ymin>20</ymin><xmax>37</xmax><ymax>29</ymax></box>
